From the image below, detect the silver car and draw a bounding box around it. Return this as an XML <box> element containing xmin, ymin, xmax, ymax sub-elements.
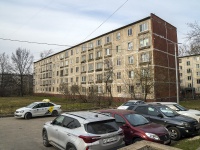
<box><xmin>42</xmin><ymin>111</ymin><xmax>124</xmax><ymax>150</ymax></box>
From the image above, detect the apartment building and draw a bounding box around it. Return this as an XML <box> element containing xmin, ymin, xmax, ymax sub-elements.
<box><xmin>179</xmin><ymin>54</ymin><xmax>200</xmax><ymax>96</ymax></box>
<box><xmin>34</xmin><ymin>13</ymin><xmax>178</xmax><ymax>101</ymax></box>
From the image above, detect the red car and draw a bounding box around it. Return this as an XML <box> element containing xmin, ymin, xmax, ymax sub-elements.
<box><xmin>98</xmin><ymin>109</ymin><xmax>171</xmax><ymax>145</ymax></box>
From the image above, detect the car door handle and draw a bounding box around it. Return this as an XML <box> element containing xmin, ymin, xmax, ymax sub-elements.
<box><xmin>67</xmin><ymin>133</ymin><xmax>71</xmax><ymax>136</ymax></box>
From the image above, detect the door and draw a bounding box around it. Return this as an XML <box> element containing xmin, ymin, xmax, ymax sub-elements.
<box><xmin>147</xmin><ymin>106</ymin><xmax>165</xmax><ymax>125</ymax></box>
<box><xmin>32</xmin><ymin>103</ymin><xmax>45</xmax><ymax>116</ymax></box>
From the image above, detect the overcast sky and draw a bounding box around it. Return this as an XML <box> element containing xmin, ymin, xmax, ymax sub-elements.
<box><xmin>0</xmin><ymin>0</ymin><xmax>199</xmax><ymax>61</ymax></box>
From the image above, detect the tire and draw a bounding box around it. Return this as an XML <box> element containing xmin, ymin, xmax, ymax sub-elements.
<box><xmin>43</xmin><ymin>130</ymin><xmax>51</xmax><ymax>147</ymax></box>
<box><xmin>133</xmin><ymin>138</ymin><xmax>142</xmax><ymax>143</ymax></box>
<box><xmin>66</xmin><ymin>144</ymin><xmax>77</xmax><ymax>150</ymax></box>
<box><xmin>168</xmin><ymin>127</ymin><xmax>181</xmax><ymax>141</ymax></box>
<box><xmin>24</xmin><ymin>113</ymin><xmax>32</xmax><ymax>120</ymax></box>
<box><xmin>51</xmin><ymin>110</ymin><xmax>58</xmax><ymax>117</ymax></box>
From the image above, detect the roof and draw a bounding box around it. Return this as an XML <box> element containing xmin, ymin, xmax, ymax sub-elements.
<box><xmin>99</xmin><ymin>109</ymin><xmax>136</xmax><ymax>115</ymax></box>
<box><xmin>127</xmin><ymin>100</ymin><xmax>143</xmax><ymax>102</ymax></box>
<box><xmin>150</xmin><ymin>102</ymin><xmax>177</xmax><ymax>105</ymax></box>
<box><xmin>64</xmin><ymin>111</ymin><xmax>114</xmax><ymax>123</ymax></box>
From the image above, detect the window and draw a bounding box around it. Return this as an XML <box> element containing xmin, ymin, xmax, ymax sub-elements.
<box><xmin>82</xmin><ymin>87</ymin><xmax>86</xmax><ymax>93</ymax></box>
<box><xmin>116</xmin><ymin>32</ymin><xmax>120</xmax><ymax>40</ymax></box>
<box><xmin>128</xmin><ymin>56</ymin><xmax>134</xmax><ymax>64</ymax></box>
<box><xmin>105</xmin><ymin>48</ymin><xmax>110</xmax><ymax>55</ymax></box>
<box><xmin>188</xmin><ymin>76</ymin><xmax>191</xmax><ymax>80</ymax></box>
<box><xmin>180</xmin><ymin>73</ymin><xmax>182</xmax><ymax>77</ymax></box>
<box><xmin>117</xmin><ymin>72</ymin><xmax>121</xmax><ymax>79</ymax></box>
<box><xmin>187</xmin><ymin>69</ymin><xmax>191</xmax><ymax>73</ymax></box>
<box><xmin>97</xmin><ymin>74</ymin><xmax>102</xmax><ymax>81</ymax></box>
<box><xmin>141</xmin><ymin>53</ymin><xmax>149</xmax><ymax>62</ymax></box>
<box><xmin>188</xmin><ymin>83</ymin><xmax>192</xmax><ymax>87</ymax></box>
<box><xmin>88</xmin><ymin>64</ymin><xmax>94</xmax><ymax>71</ymax></box>
<box><xmin>105</xmin><ymin>36</ymin><xmax>110</xmax><ymax>43</ymax></box>
<box><xmin>117</xmin><ymin>86</ymin><xmax>121</xmax><ymax>93</ymax></box>
<box><xmin>82</xmin><ymin>45</ymin><xmax>86</xmax><ymax>52</ymax></box>
<box><xmin>117</xmin><ymin>58</ymin><xmax>121</xmax><ymax>66</ymax></box>
<box><xmin>98</xmin><ymin>86</ymin><xmax>102</xmax><ymax>93</ymax></box>
<box><xmin>147</xmin><ymin>107</ymin><xmax>159</xmax><ymax>116</ymax></box>
<box><xmin>97</xmin><ymin>39</ymin><xmax>101</xmax><ymax>46</ymax></box>
<box><xmin>116</xmin><ymin>45</ymin><xmax>121</xmax><ymax>53</ymax></box>
<box><xmin>187</xmin><ymin>61</ymin><xmax>190</xmax><ymax>66</ymax></box>
<box><xmin>140</xmin><ymin>38</ymin><xmax>149</xmax><ymax>48</ymax></box>
<box><xmin>71</xmin><ymin>78</ymin><xmax>73</xmax><ymax>83</ymax></box>
<box><xmin>135</xmin><ymin>106</ymin><xmax>147</xmax><ymax>114</ymax></box>
<box><xmin>89</xmin><ymin>42</ymin><xmax>93</xmax><ymax>49</ymax></box>
<box><xmin>179</xmin><ymin>66</ymin><xmax>182</xmax><ymax>70</ymax></box>
<box><xmin>52</xmin><ymin>115</ymin><xmax>65</xmax><ymax>126</ymax></box>
<box><xmin>76</xmin><ymin>48</ymin><xmax>79</xmax><ymax>54</ymax></box>
<box><xmin>76</xmin><ymin>57</ymin><xmax>79</xmax><ymax>63</ymax></box>
<box><xmin>76</xmin><ymin>77</ymin><xmax>79</xmax><ymax>82</ymax></box>
<box><xmin>196</xmin><ymin>57</ymin><xmax>200</xmax><ymax>61</ymax></box>
<box><xmin>96</xmin><ymin>51</ymin><xmax>102</xmax><ymax>58</ymax></box>
<box><xmin>139</xmin><ymin>23</ymin><xmax>148</xmax><ymax>32</ymax></box>
<box><xmin>81</xmin><ymin>66</ymin><xmax>86</xmax><ymax>72</ymax></box>
<box><xmin>179</xmin><ymin>59</ymin><xmax>182</xmax><ymax>63</ymax></box>
<box><xmin>197</xmin><ymin>64</ymin><xmax>200</xmax><ymax>68</ymax></box>
<box><xmin>88</xmin><ymin>75</ymin><xmax>93</xmax><ymax>82</ymax></box>
<box><xmin>76</xmin><ymin>67</ymin><xmax>79</xmax><ymax>72</ymax></box>
<box><xmin>82</xmin><ymin>76</ymin><xmax>86</xmax><ymax>82</ymax></box>
<box><xmin>129</xmin><ymin>71</ymin><xmax>134</xmax><ymax>78</ymax></box>
<box><xmin>129</xmin><ymin>85</ymin><xmax>134</xmax><ymax>93</ymax></box>
<box><xmin>128</xmin><ymin>28</ymin><xmax>132</xmax><ymax>36</ymax></box>
<box><xmin>65</xmin><ymin>60</ymin><xmax>69</xmax><ymax>66</ymax></box>
<box><xmin>71</xmin><ymin>49</ymin><xmax>73</xmax><ymax>55</ymax></box>
<box><xmin>63</xmin><ymin>117</ymin><xmax>81</xmax><ymax>129</ymax></box>
<box><xmin>141</xmin><ymin>69</ymin><xmax>150</xmax><ymax>77</ymax></box>
<box><xmin>114</xmin><ymin>114</ymin><xmax>126</xmax><ymax>126</ymax></box>
<box><xmin>65</xmin><ymin>51</ymin><xmax>69</xmax><ymax>57</ymax></box>
<box><xmin>71</xmin><ymin>68</ymin><xmax>73</xmax><ymax>73</ymax></box>
<box><xmin>128</xmin><ymin>42</ymin><xmax>133</xmax><ymax>50</ymax></box>
<box><xmin>81</xmin><ymin>55</ymin><xmax>86</xmax><ymax>62</ymax></box>
<box><xmin>89</xmin><ymin>53</ymin><xmax>93</xmax><ymax>60</ymax></box>
<box><xmin>197</xmin><ymin>79</ymin><xmax>200</xmax><ymax>84</ymax></box>
<box><xmin>197</xmin><ymin>72</ymin><xmax>200</xmax><ymax>76</ymax></box>
<box><xmin>96</xmin><ymin>62</ymin><xmax>103</xmax><ymax>69</ymax></box>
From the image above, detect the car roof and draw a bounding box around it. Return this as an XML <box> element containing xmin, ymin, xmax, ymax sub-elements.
<box><xmin>127</xmin><ymin>100</ymin><xmax>143</xmax><ymax>102</ymax></box>
<box><xmin>151</xmin><ymin>102</ymin><xmax>177</xmax><ymax>105</ymax></box>
<box><xmin>99</xmin><ymin>109</ymin><xmax>136</xmax><ymax>115</ymax></box>
<box><xmin>63</xmin><ymin>111</ymin><xmax>114</xmax><ymax>123</ymax></box>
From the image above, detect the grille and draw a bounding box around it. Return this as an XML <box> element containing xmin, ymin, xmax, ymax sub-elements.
<box><xmin>159</xmin><ymin>134</ymin><xmax>169</xmax><ymax>141</ymax></box>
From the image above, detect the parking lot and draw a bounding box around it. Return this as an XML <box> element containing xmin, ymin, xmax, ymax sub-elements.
<box><xmin>0</xmin><ymin>116</ymin><xmax>124</xmax><ymax>150</ymax></box>
<box><xmin>0</xmin><ymin>116</ymin><xmax>57</xmax><ymax>150</ymax></box>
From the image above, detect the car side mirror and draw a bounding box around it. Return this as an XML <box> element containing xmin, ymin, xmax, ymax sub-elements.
<box><xmin>157</xmin><ymin>114</ymin><xmax>163</xmax><ymax>118</ymax></box>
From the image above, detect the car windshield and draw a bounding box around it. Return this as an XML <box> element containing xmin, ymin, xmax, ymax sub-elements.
<box><xmin>159</xmin><ymin>106</ymin><xmax>179</xmax><ymax>117</ymax></box>
<box><xmin>26</xmin><ymin>102</ymin><xmax>37</xmax><ymax>108</ymax></box>
<box><xmin>86</xmin><ymin>120</ymin><xmax>119</xmax><ymax>134</ymax></box>
<box><xmin>124</xmin><ymin>114</ymin><xmax>149</xmax><ymax>126</ymax></box>
<box><xmin>174</xmin><ymin>104</ymin><xmax>188</xmax><ymax>111</ymax></box>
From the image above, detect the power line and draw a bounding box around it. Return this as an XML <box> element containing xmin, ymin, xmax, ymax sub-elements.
<box><xmin>82</xmin><ymin>0</ymin><xmax>129</xmax><ymax>42</ymax></box>
<box><xmin>0</xmin><ymin>37</ymin><xmax>71</xmax><ymax>47</ymax></box>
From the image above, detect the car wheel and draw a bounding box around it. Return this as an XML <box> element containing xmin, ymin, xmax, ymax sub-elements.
<box><xmin>43</xmin><ymin>130</ymin><xmax>51</xmax><ymax>147</ymax></box>
<box><xmin>133</xmin><ymin>138</ymin><xmax>142</xmax><ymax>143</ymax></box>
<box><xmin>51</xmin><ymin>110</ymin><xmax>58</xmax><ymax>117</ymax></box>
<box><xmin>24</xmin><ymin>113</ymin><xmax>32</xmax><ymax>120</ymax></box>
<box><xmin>168</xmin><ymin>127</ymin><xmax>181</xmax><ymax>140</ymax></box>
<box><xmin>67</xmin><ymin>144</ymin><xmax>77</xmax><ymax>150</ymax></box>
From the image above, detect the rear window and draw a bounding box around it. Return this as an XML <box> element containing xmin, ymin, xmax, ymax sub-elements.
<box><xmin>86</xmin><ymin>120</ymin><xmax>119</xmax><ymax>134</ymax></box>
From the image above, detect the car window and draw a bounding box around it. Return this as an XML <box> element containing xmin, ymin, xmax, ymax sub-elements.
<box><xmin>147</xmin><ymin>107</ymin><xmax>159</xmax><ymax>116</ymax></box>
<box><xmin>52</xmin><ymin>115</ymin><xmax>65</xmax><ymax>126</ymax></box>
<box><xmin>135</xmin><ymin>106</ymin><xmax>148</xmax><ymax>114</ymax></box>
<box><xmin>167</xmin><ymin>105</ymin><xmax>179</xmax><ymax>111</ymax></box>
<box><xmin>63</xmin><ymin>117</ymin><xmax>81</xmax><ymax>129</ymax></box>
<box><xmin>33</xmin><ymin>103</ymin><xmax>43</xmax><ymax>108</ymax></box>
<box><xmin>47</xmin><ymin>103</ymin><xmax>54</xmax><ymax>107</ymax></box>
<box><xmin>86</xmin><ymin>120</ymin><xmax>118</xmax><ymax>134</ymax></box>
<box><xmin>125</xmin><ymin>114</ymin><xmax>149</xmax><ymax>126</ymax></box>
<box><xmin>159</xmin><ymin>106</ymin><xmax>179</xmax><ymax>117</ymax></box>
<box><xmin>114</xmin><ymin>114</ymin><xmax>126</xmax><ymax>127</ymax></box>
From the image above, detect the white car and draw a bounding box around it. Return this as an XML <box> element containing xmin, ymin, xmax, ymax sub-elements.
<box><xmin>14</xmin><ymin>99</ymin><xmax>62</xmax><ymax>119</ymax></box>
<box><xmin>117</xmin><ymin>100</ymin><xmax>145</xmax><ymax>109</ymax></box>
<box><xmin>153</xmin><ymin>102</ymin><xmax>200</xmax><ymax>122</ymax></box>
<box><xmin>42</xmin><ymin>111</ymin><xmax>124</xmax><ymax>150</ymax></box>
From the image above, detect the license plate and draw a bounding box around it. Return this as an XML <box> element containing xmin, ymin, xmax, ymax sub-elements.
<box><xmin>103</xmin><ymin>136</ymin><xmax>117</xmax><ymax>144</ymax></box>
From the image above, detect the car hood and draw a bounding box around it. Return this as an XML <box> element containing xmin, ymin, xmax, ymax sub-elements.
<box><xmin>16</xmin><ymin>107</ymin><xmax>31</xmax><ymax>111</ymax></box>
<box><xmin>117</xmin><ymin>106</ymin><xmax>129</xmax><ymax>109</ymax></box>
<box><xmin>178</xmin><ymin>109</ymin><xmax>200</xmax><ymax>115</ymax></box>
<box><xmin>170</xmin><ymin>114</ymin><xmax>196</xmax><ymax>122</ymax></box>
<box><xmin>136</xmin><ymin>123</ymin><xmax>168</xmax><ymax>135</ymax></box>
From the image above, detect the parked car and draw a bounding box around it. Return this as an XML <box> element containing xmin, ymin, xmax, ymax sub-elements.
<box><xmin>117</xmin><ymin>100</ymin><xmax>145</xmax><ymax>109</ymax></box>
<box><xmin>98</xmin><ymin>109</ymin><xmax>170</xmax><ymax>145</ymax></box>
<box><xmin>42</xmin><ymin>111</ymin><xmax>124</xmax><ymax>150</ymax></box>
<box><xmin>14</xmin><ymin>99</ymin><xmax>62</xmax><ymax>119</ymax></box>
<box><xmin>128</xmin><ymin>104</ymin><xmax>200</xmax><ymax>140</ymax></box>
<box><xmin>151</xmin><ymin>102</ymin><xmax>200</xmax><ymax>123</ymax></box>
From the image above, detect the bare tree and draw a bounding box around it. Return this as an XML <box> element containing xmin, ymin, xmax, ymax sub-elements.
<box><xmin>40</xmin><ymin>49</ymin><xmax>53</xmax><ymax>59</ymax></box>
<box><xmin>59</xmin><ymin>82</ymin><xmax>70</xmax><ymax>99</ymax></box>
<box><xmin>184</xmin><ymin>21</ymin><xmax>200</xmax><ymax>55</ymax></box>
<box><xmin>0</xmin><ymin>53</ymin><xmax>12</xmax><ymax>96</ymax></box>
<box><xmin>11</xmin><ymin>48</ymin><xmax>34</xmax><ymax>96</ymax></box>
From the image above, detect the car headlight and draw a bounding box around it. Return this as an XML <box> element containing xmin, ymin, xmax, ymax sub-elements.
<box><xmin>195</xmin><ymin>114</ymin><xmax>200</xmax><ymax>116</ymax></box>
<box><xmin>145</xmin><ymin>133</ymin><xmax>160</xmax><ymax>140</ymax></box>
<box><xmin>182</xmin><ymin>122</ymin><xmax>190</xmax><ymax>127</ymax></box>
<box><xmin>19</xmin><ymin>110</ymin><xmax>24</xmax><ymax>113</ymax></box>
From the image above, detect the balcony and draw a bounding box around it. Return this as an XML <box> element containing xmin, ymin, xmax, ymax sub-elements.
<box><xmin>81</xmin><ymin>60</ymin><xmax>86</xmax><ymax>63</ymax></box>
<box><xmin>88</xmin><ymin>58</ymin><xmax>94</xmax><ymax>62</ymax></box>
<box><xmin>96</xmin><ymin>79</ymin><xmax>103</xmax><ymax>83</ymax></box>
<box><xmin>81</xmin><ymin>81</ymin><xmax>86</xmax><ymax>84</ymax></box>
<box><xmin>96</xmin><ymin>68</ymin><xmax>102</xmax><ymax>72</ymax></box>
<box><xmin>104</xmin><ymin>54</ymin><xmax>112</xmax><ymax>58</ymax></box>
<box><xmin>88</xmin><ymin>48</ymin><xmax>94</xmax><ymax>51</ymax></box>
<box><xmin>96</xmin><ymin>57</ymin><xmax>102</xmax><ymax>60</ymax></box>
<box><xmin>88</xmin><ymin>70</ymin><xmax>94</xmax><ymax>73</ymax></box>
<box><xmin>104</xmin><ymin>42</ymin><xmax>112</xmax><ymax>46</ymax></box>
<box><xmin>81</xmin><ymin>71</ymin><xmax>86</xmax><ymax>73</ymax></box>
<box><xmin>138</xmin><ymin>30</ymin><xmax>149</xmax><ymax>36</ymax></box>
<box><xmin>139</xmin><ymin>45</ymin><xmax>150</xmax><ymax>50</ymax></box>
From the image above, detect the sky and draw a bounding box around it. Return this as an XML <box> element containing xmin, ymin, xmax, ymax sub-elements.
<box><xmin>0</xmin><ymin>0</ymin><xmax>199</xmax><ymax>62</ymax></box>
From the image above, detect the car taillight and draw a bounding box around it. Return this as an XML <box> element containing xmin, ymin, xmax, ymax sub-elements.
<box><xmin>79</xmin><ymin>135</ymin><xmax>101</xmax><ymax>143</ymax></box>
